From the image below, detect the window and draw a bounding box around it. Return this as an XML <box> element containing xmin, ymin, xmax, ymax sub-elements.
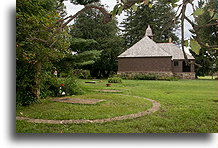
<box><xmin>174</xmin><ymin>61</ymin><xmax>179</xmax><ymax>66</ymax></box>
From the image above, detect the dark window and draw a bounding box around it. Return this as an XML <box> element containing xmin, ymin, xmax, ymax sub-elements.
<box><xmin>174</xmin><ymin>61</ymin><xmax>179</xmax><ymax>66</ymax></box>
<box><xmin>182</xmin><ymin>61</ymin><xmax>191</xmax><ymax>72</ymax></box>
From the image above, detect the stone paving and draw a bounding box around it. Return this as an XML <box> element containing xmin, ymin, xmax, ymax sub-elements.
<box><xmin>96</xmin><ymin>89</ymin><xmax>123</xmax><ymax>93</ymax></box>
<box><xmin>16</xmin><ymin>94</ymin><xmax>160</xmax><ymax>124</ymax></box>
<box><xmin>52</xmin><ymin>97</ymin><xmax>104</xmax><ymax>104</ymax></box>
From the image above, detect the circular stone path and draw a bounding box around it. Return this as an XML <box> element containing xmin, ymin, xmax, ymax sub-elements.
<box><xmin>52</xmin><ymin>97</ymin><xmax>104</xmax><ymax>104</ymax></box>
<box><xmin>16</xmin><ymin>95</ymin><xmax>160</xmax><ymax>124</ymax></box>
<box><xmin>96</xmin><ymin>89</ymin><xmax>123</xmax><ymax>93</ymax></box>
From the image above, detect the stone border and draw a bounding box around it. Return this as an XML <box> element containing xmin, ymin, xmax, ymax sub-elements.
<box><xmin>95</xmin><ymin>89</ymin><xmax>123</xmax><ymax>93</ymax></box>
<box><xmin>16</xmin><ymin>95</ymin><xmax>160</xmax><ymax>124</ymax></box>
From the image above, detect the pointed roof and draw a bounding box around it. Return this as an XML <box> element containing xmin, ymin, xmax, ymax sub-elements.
<box><xmin>157</xmin><ymin>43</ymin><xmax>195</xmax><ymax>60</ymax></box>
<box><xmin>145</xmin><ymin>25</ymin><xmax>153</xmax><ymax>37</ymax></box>
<box><xmin>118</xmin><ymin>36</ymin><xmax>171</xmax><ymax>58</ymax></box>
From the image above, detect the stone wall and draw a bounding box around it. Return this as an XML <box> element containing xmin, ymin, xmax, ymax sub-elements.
<box><xmin>173</xmin><ymin>72</ymin><xmax>195</xmax><ymax>79</ymax></box>
<box><xmin>117</xmin><ymin>71</ymin><xmax>174</xmax><ymax>79</ymax></box>
<box><xmin>117</xmin><ymin>71</ymin><xmax>196</xmax><ymax>80</ymax></box>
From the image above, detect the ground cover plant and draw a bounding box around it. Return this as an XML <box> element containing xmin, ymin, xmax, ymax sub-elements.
<box><xmin>16</xmin><ymin>79</ymin><xmax>217</xmax><ymax>133</ymax></box>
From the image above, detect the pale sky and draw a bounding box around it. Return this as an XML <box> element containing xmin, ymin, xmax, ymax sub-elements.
<box><xmin>63</xmin><ymin>0</ymin><xmax>198</xmax><ymax>40</ymax></box>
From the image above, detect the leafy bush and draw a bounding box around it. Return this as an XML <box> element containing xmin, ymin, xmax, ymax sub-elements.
<box><xmin>72</xmin><ymin>69</ymin><xmax>91</xmax><ymax>79</ymax></box>
<box><xmin>16</xmin><ymin>89</ymin><xmax>36</xmax><ymax>106</ymax></box>
<box><xmin>165</xmin><ymin>76</ymin><xmax>179</xmax><ymax>81</ymax></box>
<box><xmin>41</xmin><ymin>75</ymin><xmax>59</xmax><ymax>98</ymax></box>
<box><xmin>63</xmin><ymin>75</ymin><xmax>84</xmax><ymax>95</ymax></box>
<box><xmin>16</xmin><ymin>61</ymin><xmax>37</xmax><ymax>106</ymax></box>
<box><xmin>108</xmin><ymin>76</ymin><xmax>122</xmax><ymax>83</ymax></box>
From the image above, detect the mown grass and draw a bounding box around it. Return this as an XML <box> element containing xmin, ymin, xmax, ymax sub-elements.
<box><xmin>16</xmin><ymin>79</ymin><xmax>218</xmax><ymax>133</ymax></box>
<box><xmin>16</xmin><ymin>93</ymin><xmax>152</xmax><ymax>120</ymax></box>
<box><xmin>198</xmin><ymin>75</ymin><xmax>217</xmax><ymax>79</ymax></box>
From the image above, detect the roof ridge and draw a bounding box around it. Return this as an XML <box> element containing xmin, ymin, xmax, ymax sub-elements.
<box><xmin>118</xmin><ymin>36</ymin><xmax>172</xmax><ymax>58</ymax></box>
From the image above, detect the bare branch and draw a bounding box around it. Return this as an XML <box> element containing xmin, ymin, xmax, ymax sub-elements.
<box><xmin>181</xmin><ymin>2</ymin><xmax>188</xmax><ymax>64</ymax></box>
<box><xmin>28</xmin><ymin>37</ymin><xmax>48</xmax><ymax>44</ymax></box>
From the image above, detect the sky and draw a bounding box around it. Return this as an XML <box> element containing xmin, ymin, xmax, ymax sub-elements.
<box><xmin>63</xmin><ymin>0</ymin><xmax>198</xmax><ymax>40</ymax></box>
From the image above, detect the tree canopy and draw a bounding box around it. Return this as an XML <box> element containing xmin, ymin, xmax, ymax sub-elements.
<box><xmin>70</xmin><ymin>5</ymin><xmax>125</xmax><ymax>77</ymax></box>
<box><xmin>121</xmin><ymin>0</ymin><xmax>180</xmax><ymax>48</ymax></box>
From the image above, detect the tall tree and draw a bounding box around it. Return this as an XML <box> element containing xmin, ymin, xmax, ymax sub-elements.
<box><xmin>16</xmin><ymin>0</ymin><xmax>71</xmax><ymax>104</ymax></box>
<box><xmin>121</xmin><ymin>0</ymin><xmax>180</xmax><ymax>47</ymax></box>
<box><xmin>191</xmin><ymin>0</ymin><xmax>217</xmax><ymax>77</ymax></box>
<box><xmin>70</xmin><ymin>4</ymin><xmax>125</xmax><ymax>78</ymax></box>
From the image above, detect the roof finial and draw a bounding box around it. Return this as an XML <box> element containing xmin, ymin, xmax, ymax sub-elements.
<box><xmin>145</xmin><ymin>25</ymin><xmax>153</xmax><ymax>39</ymax></box>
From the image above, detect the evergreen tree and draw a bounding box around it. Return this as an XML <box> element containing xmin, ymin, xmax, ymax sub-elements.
<box><xmin>121</xmin><ymin>0</ymin><xmax>179</xmax><ymax>47</ymax></box>
<box><xmin>70</xmin><ymin>4</ymin><xmax>125</xmax><ymax>78</ymax></box>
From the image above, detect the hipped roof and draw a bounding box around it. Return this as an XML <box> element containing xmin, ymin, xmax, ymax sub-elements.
<box><xmin>157</xmin><ymin>43</ymin><xmax>195</xmax><ymax>60</ymax></box>
<box><xmin>118</xmin><ymin>36</ymin><xmax>195</xmax><ymax>60</ymax></box>
<box><xmin>118</xmin><ymin>36</ymin><xmax>171</xmax><ymax>58</ymax></box>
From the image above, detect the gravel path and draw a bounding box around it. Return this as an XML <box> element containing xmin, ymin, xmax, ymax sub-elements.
<box><xmin>16</xmin><ymin>95</ymin><xmax>160</xmax><ymax>124</ymax></box>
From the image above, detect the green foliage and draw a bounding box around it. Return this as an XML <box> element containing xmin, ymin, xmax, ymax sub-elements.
<box><xmin>193</xmin><ymin>8</ymin><xmax>205</xmax><ymax>16</ymax></box>
<box><xmin>108</xmin><ymin>76</ymin><xmax>122</xmax><ymax>83</ymax></box>
<box><xmin>191</xmin><ymin>0</ymin><xmax>217</xmax><ymax>76</ymax></box>
<box><xmin>16</xmin><ymin>90</ymin><xmax>36</xmax><ymax>106</ymax></box>
<box><xmin>16</xmin><ymin>79</ymin><xmax>217</xmax><ymax>133</ymax></box>
<box><xmin>118</xmin><ymin>73</ymin><xmax>157</xmax><ymax>80</ymax></box>
<box><xmin>190</xmin><ymin>39</ymin><xmax>201</xmax><ymax>55</ymax></box>
<box><xmin>40</xmin><ymin>74</ymin><xmax>60</xmax><ymax>98</ymax></box>
<box><xmin>63</xmin><ymin>76</ymin><xmax>84</xmax><ymax>95</ymax></box>
<box><xmin>70</xmin><ymin>6</ymin><xmax>125</xmax><ymax>78</ymax></box>
<box><xmin>165</xmin><ymin>76</ymin><xmax>179</xmax><ymax>81</ymax></box>
<box><xmin>70</xmin><ymin>38</ymin><xmax>98</xmax><ymax>53</ymax></box>
<box><xmin>16</xmin><ymin>0</ymin><xmax>71</xmax><ymax>105</ymax></box>
<box><xmin>72</xmin><ymin>69</ymin><xmax>91</xmax><ymax>79</ymax></box>
<box><xmin>121</xmin><ymin>1</ymin><xmax>179</xmax><ymax>47</ymax></box>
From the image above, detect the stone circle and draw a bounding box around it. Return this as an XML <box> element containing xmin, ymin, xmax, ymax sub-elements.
<box><xmin>52</xmin><ymin>97</ymin><xmax>104</xmax><ymax>104</ymax></box>
<box><xmin>16</xmin><ymin>94</ymin><xmax>160</xmax><ymax>124</ymax></box>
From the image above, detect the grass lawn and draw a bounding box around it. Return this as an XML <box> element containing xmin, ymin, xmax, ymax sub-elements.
<box><xmin>16</xmin><ymin>79</ymin><xmax>218</xmax><ymax>133</ymax></box>
<box><xmin>198</xmin><ymin>75</ymin><xmax>217</xmax><ymax>79</ymax></box>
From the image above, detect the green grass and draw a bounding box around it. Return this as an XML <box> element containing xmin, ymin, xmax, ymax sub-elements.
<box><xmin>198</xmin><ymin>75</ymin><xmax>217</xmax><ymax>79</ymax></box>
<box><xmin>16</xmin><ymin>79</ymin><xmax>218</xmax><ymax>133</ymax></box>
<box><xmin>16</xmin><ymin>93</ymin><xmax>152</xmax><ymax>120</ymax></box>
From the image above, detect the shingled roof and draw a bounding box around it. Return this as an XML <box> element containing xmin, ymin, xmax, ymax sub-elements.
<box><xmin>158</xmin><ymin>43</ymin><xmax>195</xmax><ymax>60</ymax></box>
<box><xmin>118</xmin><ymin>25</ymin><xmax>195</xmax><ymax>60</ymax></box>
<box><xmin>118</xmin><ymin>36</ymin><xmax>172</xmax><ymax>58</ymax></box>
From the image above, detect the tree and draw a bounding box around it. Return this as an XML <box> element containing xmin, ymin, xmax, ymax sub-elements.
<box><xmin>70</xmin><ymin>4</ymin><xmax>125</xmax><ymax>77</ymax></box>
<box><xmin>190</xmin><ymin>0</ymin><xmax>217</xmax><ymax>77</ymax></box>
<box><xmin>16</xmin><ymin>0</ymin><xmax>71</xmax><ymax>104</ymax></box>
<box><xmin>121</xmin><ymin>0</ymin><xmax>180</xmax><ymax>47</ymax></box>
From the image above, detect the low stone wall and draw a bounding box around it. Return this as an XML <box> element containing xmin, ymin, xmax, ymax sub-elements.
<box><xmin>173</xmin><ymin>72</ymin><xmax>195</xmax><ymax>79</ymax></box>
<box><xmin>117</xmin><ymin>71</ymin><xmax>174</xmax><ymax>80</ymax></box>
<box><xmin>117</xmin><ymin>71</ymin><xmax>196</xmax><ymax>80</ymax></box>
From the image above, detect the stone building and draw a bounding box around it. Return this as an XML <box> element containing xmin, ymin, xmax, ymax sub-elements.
<box><xmin>117</xmin><ymin>25</ymin><xmax>195</xmax><ymax>79</ymax></box>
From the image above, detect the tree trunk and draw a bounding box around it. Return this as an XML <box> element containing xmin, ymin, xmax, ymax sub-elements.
<box><xmin>33</xmin><ymin>61</ymin><xmax>41</xmax><ymax>99</ymax></box>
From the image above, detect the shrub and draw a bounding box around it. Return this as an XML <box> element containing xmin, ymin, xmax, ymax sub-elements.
<box><xmin>41</xmin><ymin>76</ymin><xmax>59</xmax><ymax>98</ymax></box>
<box><xmin>63</xmin><ymin>75</ymin><xmax>84</xmax><ymax>95</ymax></box>
<box><xmin>16</xmin><ymin>89</ymin><xmax>36</xmax><ymax>106</ymax></box>
<box><xmin>108</xmin><ymin>76</ymin><xmax>122</xmax><ymax>83</ymax></box>
<box><xmin>16</xmin><ymin>60</ymin><xmax>37</xmax><ymax>106</ymax></box>
<box><xmin>72</xmin><ymin>69</ymin><xmax>91</xmax><ymax>79</ymax></box>
<box><xmin>165</xmin><ymin>76</ymin><xmax>179</xmax><ymax>81</ymax></box>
